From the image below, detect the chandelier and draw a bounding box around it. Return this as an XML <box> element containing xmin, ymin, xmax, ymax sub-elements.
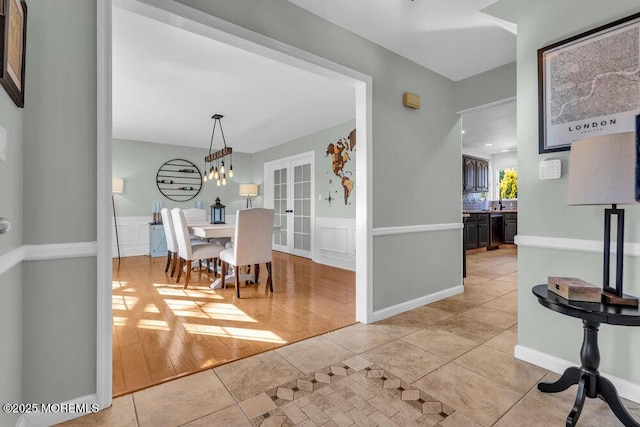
<box><xmin>203</xmin><ymin>114</ymin><xmax>233</xmax><ymax>186</ymax></box>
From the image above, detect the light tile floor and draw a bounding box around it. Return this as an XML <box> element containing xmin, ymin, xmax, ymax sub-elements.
<box><xmin>60</xmin><ymin>248</ymin><xmax>640</xmax><ymax>426</ymax></box>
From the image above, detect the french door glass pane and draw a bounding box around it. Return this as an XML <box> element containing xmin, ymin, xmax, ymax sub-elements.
<box><xmin>273</xmin><ymin>168</ymin><xmax>287</xmax><ymax>246</ymax></box>
<box><xmin>293</xmin><ymin>164</ymin><xmax>311</xmax><ymax>251</ymax></box>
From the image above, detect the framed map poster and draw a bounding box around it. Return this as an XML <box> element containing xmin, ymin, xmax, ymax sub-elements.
<box><xmin>0</xmin><ymin>0</ymin><xmax>26</xmax><ymax>108</ymax></box>
<box><xmin>538</xmin><ymin>12</ymin><xmax>640</xmax><ymax>153</ymax></box>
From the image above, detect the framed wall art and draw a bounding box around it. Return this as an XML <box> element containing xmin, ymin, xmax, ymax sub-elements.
<box><xmin>0</xmin><ymin>0</ymin><xmax>26</xmax><ymax>108</ymax></box>
<box><xmin>538</xmin><ymin>12</ymin><xmax>640</xmax><ymax>153</ymax></box>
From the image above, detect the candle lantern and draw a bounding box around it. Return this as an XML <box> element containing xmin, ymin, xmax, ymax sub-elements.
<box><xmin>210</xmin><ymin>197</ymin><xmax>226</xmax><ymax>224</ymax></box>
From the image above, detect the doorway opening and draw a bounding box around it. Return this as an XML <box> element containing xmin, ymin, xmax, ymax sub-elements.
<box><xmin>97</xmin><ymin>0</ymin><xmax>372</xmax><ymax>406</ymax></box>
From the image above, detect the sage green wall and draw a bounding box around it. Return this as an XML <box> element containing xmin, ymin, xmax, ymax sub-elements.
<box><xmin>14</xmin><ymin>0</ymin><xmax>464</xmax><ymax>409</ymax></box>
<box><xmin>113</xmin><ymin>138</ymin><xmax>254</xmax><ymax>216</ymax></box>
<box><xmin>175</xmin><ymin>0</ymin><xmax>463</xmax><ymax>301</ymax></box>
<box><xmin>0</xmin><ymin>85</ymin><xmax>23</xmax><ymax>254</ymax></box>
<box><xmin>251</xmin><ymin>119</ymin><xmax>356</xmax><ymax>219</ymax></box>
<box><xmin>0</xmin><ymin>267</ymin><xmax>22</xmax><ymax>427</ymax></box>
<box><xmin>22</xmin><ymin>259</ymin><xmax>97</xmax><ymax>404</ymax></box>
<box><xmin>454</xmin><ymin>61</ymin><xmax>517</xmax><ymax>113</ymax></box>
<box><xmin>486</xmin><ymin>0</ymin><xmax>640</xmax><ymax>382</ymax></box>
<box><xmin>113</xmin><ymin>119</ymin><xmax>356</xmax><ymax>219</ymax></box>
<box><xmin>0</xmin><ymin>25</ymin><xmax>24</xmax><ymax>427</ymax></box>
<box><xmin>20</xmin><ymin>0</ymin><xmax>98</xmax><ymax>406</ymax></box>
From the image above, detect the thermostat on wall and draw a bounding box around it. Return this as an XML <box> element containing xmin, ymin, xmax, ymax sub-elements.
<box><xmin>540</xmin><ymin>159</ymin><xmax>562</xmax><ymax>180</ymax></box>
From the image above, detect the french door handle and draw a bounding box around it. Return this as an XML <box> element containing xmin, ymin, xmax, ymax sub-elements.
<box><xmin>285</xmin><ymin>209</ymin><xmax>293</xmax><ymax>213</ymax></box>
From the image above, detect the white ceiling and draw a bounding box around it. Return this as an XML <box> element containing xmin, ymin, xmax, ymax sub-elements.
<box><xmin>461</xmin><ymin>99</ymin><xmax>516</xmax><ymax>155</ymax></box>
<box><xmin>288</xmin><ymin>0</ymin><xmax>517</xmax><ymax>82</ymax></box>
<box><xmin>112</xmin><ymin>0</ymin><xmax>517</xmax><ymax>155</ymax></box>
<box><xmin>112</xmin><ymin>4</ymin><xmax>355</xmax><ymax>153</ymax></box>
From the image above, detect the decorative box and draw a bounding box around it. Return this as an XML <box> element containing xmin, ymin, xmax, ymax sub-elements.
<box><xmin>547</xmin><ymin>277</ymin><xmax>601</xmax><ymax>302</ymax></box>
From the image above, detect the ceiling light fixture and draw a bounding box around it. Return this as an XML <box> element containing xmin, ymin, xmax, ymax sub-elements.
<box><xmin>203</xmin><ymin>114</ymin><xmax>233</xmax><ymax>186</ymax></box>
<box><xmin>485</xmin><ymin>143</ymin><xmax>493</xmax><ymax>146</ymax></box>
<box><xmin>500</xmin><ymin>149</ymin><xmax>509</xmax><ymax>152</ymax></box>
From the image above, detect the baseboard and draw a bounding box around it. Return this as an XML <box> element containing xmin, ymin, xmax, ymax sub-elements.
<box><xmin>515</xmin><ymin>344</ymin><xmax>640</xmax><ymax>404</ymax></box>
<box><xmin>313</xmin><ymin>253</ymin><xmax>355</xmax><ymax>271</ymax></box>
<box><xmin>17</xmin><ymin>393</ymin><xmax>101</xmax><ymax>427</ymax></box>
<box><xmin>369</xmin><ymin>284</ymin><xmax>464</xmax><ymax>323</ymax></box>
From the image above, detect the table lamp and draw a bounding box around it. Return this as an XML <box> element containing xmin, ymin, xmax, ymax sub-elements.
<box><xmin>239</xmin><ymin>183</ymin><xmax>258</xmax><ymax>208</ymax></box>
<box><xmin>568</xmin><ymin>131</ymin><xmax>639</xmax><ymax>305</ymax></box>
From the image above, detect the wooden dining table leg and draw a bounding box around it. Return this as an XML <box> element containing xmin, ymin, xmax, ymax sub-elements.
<box><xmin>254</xmin><ymin>264</ymin><xmax>260</xmax><ymax>284</ymax></box>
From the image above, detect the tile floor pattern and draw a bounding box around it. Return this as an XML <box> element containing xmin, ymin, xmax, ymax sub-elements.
<box><xmin>60</xmin><ymin>248</ymin><xmax>640</xmax><ymax>426</ymax></box>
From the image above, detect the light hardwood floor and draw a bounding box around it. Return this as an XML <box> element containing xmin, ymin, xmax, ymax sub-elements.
<box><xmin>112</xmin><ymin>251</ymin><xmax>356</xmax><ymax>396</ymax></box>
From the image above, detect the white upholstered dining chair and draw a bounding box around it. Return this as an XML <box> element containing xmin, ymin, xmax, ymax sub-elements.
<box><xmin>160</xmin><ymin>208</ymin><xmax>212</xmax><ymax>277</ymax></box>
<box><xmin>171</xmin><ymin>208</ymin><xmax>225</xmax><ymax>288</ymax></box>
<box><xmin>219</xmin><ymin>208</ymin><xmax>275</xmax><ymax>298</ymax></box>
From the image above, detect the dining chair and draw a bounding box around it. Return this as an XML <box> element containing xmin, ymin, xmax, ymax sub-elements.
<box><xmin>171</xmin><ymin>208</ymin><xmax>225</xmax><ymax>288</ymax></box>
<box><xmin>160</xmin><ymin>208</ymin><xmax>212</xmax><ymax>277</ymax></box>
<box><xmin>219</xmin><ymin>208</ymin><xmax>275</xmax><ymax>298</ymax></box>
<box><xmin>182</xmin><ymin>208</ymin><xmax>208</xmax><ymax>224</ymax></box>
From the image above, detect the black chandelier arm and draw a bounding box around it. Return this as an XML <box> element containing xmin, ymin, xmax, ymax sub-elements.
<box><xmin>208</xmin><ymin>119</ymin><xmax>218</xmax><ymax>155</ymax></box>
<box><xmin>218</xmin><ymin>119</ymin><xmax>228</xmax><ymax>149</ymax></box>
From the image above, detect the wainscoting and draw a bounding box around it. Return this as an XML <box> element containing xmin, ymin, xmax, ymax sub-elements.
<box><xmin>113</xmin><ymin>215</ymin><xmax>356</xmax><ymax>271</ymax></box>
<box><xmin>314</xmin><ymin>217</ymin><xmax>356</xmax><ymax>271</ymax></box>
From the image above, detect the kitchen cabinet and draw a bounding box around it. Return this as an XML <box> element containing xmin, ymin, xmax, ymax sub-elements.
<box><xmin>503</xmin><ymin>212</ymin><xmax>517</xmax><ymax>244</ymax></box>
<box><xmin>464</xmin><ymin>213</ymin><xmax>489</xmax><ymax>249</ymax></box>
<box><xmin>463</xmin><ymin>156</ymin><xmax>489</xmax><ymax>193</ymax></box>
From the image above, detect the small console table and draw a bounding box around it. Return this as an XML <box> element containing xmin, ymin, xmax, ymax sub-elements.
<box><xmin>532</xmin><ymin>285</ymin><xmax>640</xmax><ymax>427</ymax></box>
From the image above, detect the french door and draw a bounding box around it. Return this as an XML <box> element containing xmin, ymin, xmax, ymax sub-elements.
<box><xmin>264</xmin><ymin>152</ymin><xmax>315</xmax><ymax>259</ymax></box>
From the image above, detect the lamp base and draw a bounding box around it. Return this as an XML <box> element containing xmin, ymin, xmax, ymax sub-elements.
<box><xmin>601</xmin><ymin>290</ymin><xmax>639</xmax><ymax>306</ymax></box>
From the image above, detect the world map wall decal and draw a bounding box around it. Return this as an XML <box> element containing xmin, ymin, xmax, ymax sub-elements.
<box><xmin>326</xmin><ymin>129</ymin><xmax>356</xmax><ymax>205</ymax></box>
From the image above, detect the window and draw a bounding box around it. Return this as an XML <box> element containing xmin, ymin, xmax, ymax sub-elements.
<box><xmin>498</xmin><ymin>168</ymin><xmax>518</xmax><ymax>199</ymax></box>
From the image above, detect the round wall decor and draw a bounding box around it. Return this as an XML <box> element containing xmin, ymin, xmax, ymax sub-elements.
<box><xmin>156</xmin><ymin>159</ymin><xmax>202</xmax><ymax>202</ymax></box>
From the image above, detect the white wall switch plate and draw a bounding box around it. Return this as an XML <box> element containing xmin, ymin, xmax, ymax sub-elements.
<box><xmin>0</xmin><ymin>125</ymin><xmax>6</xmax><ymax>162</ymax></box>
<box><xmin>540</xmin><ymin>159</ymin><xmax>561</xmax><ymax>180</ymax></box>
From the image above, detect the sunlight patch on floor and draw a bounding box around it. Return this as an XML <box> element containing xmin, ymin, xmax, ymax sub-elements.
<box><xmin>200</xmin><ymin>303</ymin><xmax>258</xmax><ymax>323</ymax></box>
<box><xmin>182</xmin><ymin>323</ymin><xmax>286</xmax><ymax>343</ymax></box>
<box><xmin>137</xmin><ymin>319</ymin><xmax>171</xmax><ymax>331</ymax></box>
<box><xmin>113</xmin><ymin>316</ymin><xmax>127</xmax><ymax>327</ymax></box>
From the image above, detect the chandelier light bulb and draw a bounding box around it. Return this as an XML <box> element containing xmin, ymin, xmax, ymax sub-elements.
<box><xmin>220</xmin><ymin>161</ymin><xmax>225</xmax><ymax>174</ymax></box>
<box><xmin>229</xmin><ymin>165</ymin><xmax>234</xmax><ymax>178</ymax></box>
<box><xmin>216</xmin><ymin>178</ymin><xmax>221</xmax><ymax>186</ymax></box>
<box><xmin>203</xmin><ymin>173</ymin><xmax>208</xmax><ymax>182</ymax></box>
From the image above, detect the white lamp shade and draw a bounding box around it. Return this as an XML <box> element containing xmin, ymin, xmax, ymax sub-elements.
<box><xmin>568</xmin><ymin>132</ymin><xmax>637</xmax><ymax>205</ymax></box>
<box><xmin>239</xmin><ymin>183</ymin><xmax>258</xmax><ymax>197</ymax></box>
<box><xmin>112</xmin><ymin>178</ymin><xmax>124</xmax><ymax>194</ymax></box>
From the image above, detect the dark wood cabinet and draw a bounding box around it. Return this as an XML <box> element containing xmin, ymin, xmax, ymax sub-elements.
<box><xmin>477</xmin><ymin>214</ymin><xmax>489</xmax><ymax>248</ymax></box>
<box><xmin>465</xmin><ymin>213</ymin><xmax>489</xmax><ymax>249</ymax></box>
<box><xmin>463</xmin><ymin>156</ymin><xmax>489</xmax><ymax>193</ymax></box>
<box><xmin>463</xmin><ymin>157</ymin><xmax>477</xmax><ymax>192</ymax></box>
<box><xmin>475</xmin><ymin>160</ymin><xmax>489</xmax><ymax>192</ymax></box>
<box><xmin>503</xmin><ymin>212</ymin><xmax>517</xmax><ymax>244</ymax></box>
<box><xmin>465</xmin><ymin>216</ymin><xmax>479</xmax><ymax>249</ymax></box>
